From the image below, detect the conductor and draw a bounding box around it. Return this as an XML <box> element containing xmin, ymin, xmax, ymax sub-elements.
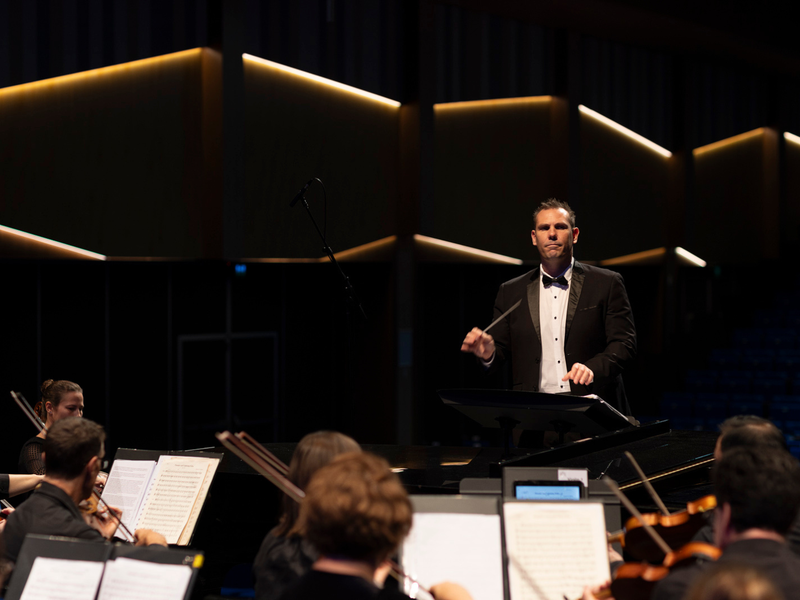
<box><xmin>461</xmin><ymin>199</ymin><xmax>636</xmax><ymax>415</ymax></box>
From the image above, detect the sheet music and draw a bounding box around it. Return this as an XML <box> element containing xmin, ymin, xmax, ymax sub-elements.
<box><xmin>177</xmin><ymin>456</ymin><xmax>219</xmax><ymax>545</ymax></box>
<box><xmin>503</xmin><ymin>502</ymin><xmax>610</xmax><ymax>600</ymax></box>
<box><xmin>401</xmin><ymin>513</ymin><xmax>504</xmax><ymax>600</ymax></box>
<box><xmin>19</xmin><ymin>557</ymin><xmax>105</xmax><ymax>600</ymax></box>
<box><xmin>101</xmin><ymin>459</ymin><xmax>158</xmax><ymax>542</ymax></box>
<box><xmin>97</xmin><ymin>558</ymin><xmax>192</xmax><ymax>600</ymax></box>
<box><xmin>136</xmin><ymin>456</ymin><xmax>217</xmax><ymax>544</ymax></box>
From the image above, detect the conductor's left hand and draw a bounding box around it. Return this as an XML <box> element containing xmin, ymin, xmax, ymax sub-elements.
<box><xmin>563</xmin><ymin>362</ymin><xmax>594</xmax><ymax>386</ymax></box>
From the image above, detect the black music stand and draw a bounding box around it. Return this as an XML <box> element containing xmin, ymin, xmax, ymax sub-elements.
<box><xmin>438</xmin><ymin>389</ymin><xmax>637</xmax><ymax>456</ymax></box>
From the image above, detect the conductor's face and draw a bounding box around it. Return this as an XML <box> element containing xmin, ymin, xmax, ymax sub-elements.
<box><xmin>531</xmin><ymin>208</ymin><xmax>579</xmax><ymax>262</ymax></box>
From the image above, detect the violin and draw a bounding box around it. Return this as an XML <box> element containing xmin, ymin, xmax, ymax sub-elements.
<box><xmin>10</xmin><ymin>390</ymin><xmax>133</xmax><ymax>540</ymax></box>
<box><xmin>585</xmin><ymin>541</ymin><xmax>721</xmax><ymax>600</ymax></box>
<box><xmin>611</xmin><ymin>495</ymin><xmax>717</xmax><ymax>563</ymax></box>
<box><xmin>583</xmin><ymin>478</ymin><xmax>721</xmax><ymax>600</ymax></box>
<box><xmin>606</xmin><ymin>451</ymin><xmax>716</xmax><ymax>563</ymax></box>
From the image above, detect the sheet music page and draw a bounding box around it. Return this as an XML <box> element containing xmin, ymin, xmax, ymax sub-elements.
<box><xmin>19</xmin><ymin>557</ymin><xmax>104</xmax><ymax>600</ymax></box>
<box><xmin>177</xmin><ymin>456</ymin><xmax>219</xmax><ymax>545</ymax></box>
<box><xmin>503</xmin><ymin>502</ymin><xmax>610</xmax><ymax>600</ymax></box>
<box><xmin>135</xmin><ymin>456</ymin><xmax>216</xmax><ymax>544</ymax></box>
<box><xmin>97</xmin><ymin>558</ymin><xmax>192</xmax><ymax>600</ymax></box>
<box><xmin>401</xmin><ymin>513</ymin><xmax>504</xmax><ymax>600</ymax></box>
<box><xmin>101</xmin><ymin>459</ymin><xmax>158</xmax><ymax>542</ymax></box>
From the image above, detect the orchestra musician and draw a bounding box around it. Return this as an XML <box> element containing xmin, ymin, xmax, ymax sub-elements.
<box><xmin>277</xmin><ymin>451</ymin><xmax>473</xmax><ymax>600</ymax></box>
<box><xmin>18</xmin><ymin>379</ymin><xmax>85</xmax><ymax>475</ymax></box>
<box><xmin>2</xmin><ymin>417</ymin><xmax>167</xmax><ymax>564</ymax></box>
<box><xmin>683</xmin><ymin>562</ymin><xmax>783</xmax><ymax>600</ymax></box>
<box><xmin>0</xmin><ymin>474</ymin><xmax>44</xmax><ymax>501</ymax></box>
<box><xmin>0</xmin><ymin>474</ymin><xmax>44</xmax><ymax>534</ymax></box>
<box><xmin>461</xmin><ymin>199</ymin><xmax>636</xmax><ymax>422</ymax></box>
<box><xmin>691</xmin><ymin>416</ymin><xmax>800</xmax><ymax>554</ymax></box>
<box><xmin>649</xmin><ymin>445</ymin><xmax>800</xmax><ymax>600</ymax></box>
<box><xmin>253</xmin><ymin>431</ymin><xmax>361</xmax><ymax>600</ymax></box>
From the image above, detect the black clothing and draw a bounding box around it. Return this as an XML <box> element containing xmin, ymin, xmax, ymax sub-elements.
<box><xmin>652</xmin><ymin>538</ymin><xmax>800</xmax><ymax>600</ymax></box>
<box><xmin>487</xmin><ymin>262</ymin><xmax>636</xmax><ymax>414</ymax></box>
<box><xmin>18</xmin><ymin>436</ymin><xmax>45</xmax><ymax>475</ymax></box>
<box><xmin>692</xmin><ymin>509</ymin><xmax>800</xmax><ymax>558</ymax></box>
<box><xmin>254</xmin><ymin>532</ymin><xmax>317</xmax><ymax>600</ymax></box>
<box><xmin>278</xmin><ymin>570</ymin><xmax>409</xmax><ymax>600</ymax></box>
<box><xmin>2</xmin><ymin>481</ymin><xmax>105</xmax><ymax>563</ymax></box>
<box><xmin>1</xmin><ymin>473</ymin><xmax>8</xmax><ymax>500</ymax></box>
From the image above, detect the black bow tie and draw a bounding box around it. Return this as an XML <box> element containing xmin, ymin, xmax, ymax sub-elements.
<box><xmin>542</xmin><ymin>274</ymin><xmax>568</xmax><ymax>287</ymax></box>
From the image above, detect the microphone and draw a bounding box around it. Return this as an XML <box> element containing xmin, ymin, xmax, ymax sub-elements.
<box><xmin>289</xmin><ymin>179</ymin><xmax>315</xmax><ymax>207</ymax></box>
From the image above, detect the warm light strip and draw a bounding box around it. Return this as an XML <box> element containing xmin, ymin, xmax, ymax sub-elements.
<box><xmin>242</xmin><ymin>236</ymin><xmax>397</xmax><ymax>263</ymax></box>
<box><xmin>332</xmin><ymin>235</ymin><xmax>396</xmax><ymax>260</ymax></box>
<box><xmin>434</xmin><ymin>96</ymin><xmax>552</xmax><ymax>110</ymax></box>
<box><xmin>600</xmin><ymin>247</ymin><xmax>666</xmax><ymax>266</ymax></box>
<box><xmin>0</xmin><ymin>223</ymin><xmax>106</xmax><ymax>260</ymax></box>
<box><xmin>693</xmin><ymin>128</ymin><xmax>765</xmax><ymax>156</ymax></box>
<box><xmin>784</xmin><ymin>131</ymin><xmax>800</xmax><ymax>146</ymax></box>
<box><xmin>579</xmin><ymin>105</ymin><xmax>672</xmax><ymax>158</ymax></box>
<box><xmin>0</xmin><ymin>48</ymin><xmax>202</xmax><ymax>98</ymax></box>
<box><xmin>414</xmin><ymin>234</ymin><xmax>522</xmax><ymax>264</ymax></box>
<box><xmin>243</xmin><ymin>54</ymin><xmax>401</xmax><ymax>108</ymax></box>
<box><xmin>675</xmin><ymin>246</ymin><xmax>707</xmax><ymax>267</ymax></box>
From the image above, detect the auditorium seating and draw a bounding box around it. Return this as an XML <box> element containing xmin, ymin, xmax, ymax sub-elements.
<box><xmin>659</xmin><ymin>300</ymin><xmax>800</xmax><ymax>455</ymax></box>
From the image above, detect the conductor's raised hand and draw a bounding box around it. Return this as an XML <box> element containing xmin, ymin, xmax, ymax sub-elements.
<box><xmin>562</xmin><ymin>362</ymin><xmax>594</xmax><ymax>386</ymax></box>
<box><xmin>461</xmin><ymin>328</ymin><xmax>495</xmax><ymax>361</ymax></box>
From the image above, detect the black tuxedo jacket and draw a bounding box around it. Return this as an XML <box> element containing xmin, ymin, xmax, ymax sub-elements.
<box><xmin>488</xmin><ymin>261</ymin><xmax>636</xmax><ymax>414</ymax></box>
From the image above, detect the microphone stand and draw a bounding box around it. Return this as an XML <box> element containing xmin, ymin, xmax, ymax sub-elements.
<box><xmin>294</xmin><ymin>188</ymin><xmax>367</xmax><ymax>321</ymax></box>
<box><xmin>291</xmin><ymin>179</ymin><xmax>366</xmax><ymax>435</ymax></box>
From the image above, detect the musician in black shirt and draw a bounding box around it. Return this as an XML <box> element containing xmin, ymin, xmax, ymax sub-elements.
<box><xmin>277</xmin><ymin>452</ymin><xmax>472</xmax><ymax>600</ymax></box>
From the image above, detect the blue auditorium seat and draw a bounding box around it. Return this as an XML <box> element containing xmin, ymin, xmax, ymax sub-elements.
<box><xmin>661</xmin><ymin>392</ymin><xmax>694</xmax><ymax>418</ymax></box>
<box><xmin>709</xmin><ymin>348</ymin><xmax>741</xmax><ymax>370</ymax></box>
<box><xmin>728</xmin><ymin>394</ymin><xmax>766</xmax><ymax>418</ymax></box>
<box><xmin>767</xmin><ymin>396</ymin><xmax>800</xmax><ymax>423</ymax></box>
<box><xmin>694</xmin><ymin>393</ymin><xmax>729</xmax><ymax>422</ymax></box>
<box><xmin>732</xmin><ymin>328</ymin><xmax>763</xmax><ymax>348</ymax></box>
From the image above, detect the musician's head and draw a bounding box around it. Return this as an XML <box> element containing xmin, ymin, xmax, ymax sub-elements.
<box><xmin>36</xmin><ymin>379</ymin><xmax>84</xmax><ymax>425</ymax></box>
<box><xmin>299</xmin><ymin>452</ymin><xmax>412</xmax><ymax>567</ymax></box>
<box><xmin>715</xmin><ymin>415</ymin><xmax>786</xmax><ymax>461</ymax></box>
<box><xmin>684</xmin><ymin>561</ymin><xmax>783</xmax><ymax>600</ymax></box>
<box><xmin>276</xmin><ymin>431</ymin><xmax>361</xmax><ymax>537</ymax></box>
<box><xmin>43</xmin><ymin>417</ymin><xmax>105</xmax><ymax>499</ymax></box>
<box><xmin>713</xmin><ymin>446</ymin><xmax>800</xmax><ymax>546</ymax></box>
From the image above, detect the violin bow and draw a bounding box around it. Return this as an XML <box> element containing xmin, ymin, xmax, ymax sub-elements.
<box><xmin>387</xmin><ymin>560</ymin><xmax>431</xmax><ymax>596</ymax></box>
<box><xmin>10</xmin><ymin>390</ymin><xmax>134</xmax><ymax>540</ymax></box>
<box><xmin>603</xmin><ymin>477</ymin><xmax>672</xmax><ymax>556</ymax></box>
<box><xmin>234</xmin><ymin>431</ymin><xmax>290</xmax><ymax>476</ymax></box>
<box><xmin>220</xmin><ymin>431</ymin><xmax>427</xmax><ymax>595</ymax></box>
<box><xmin>10</xmin><ymin>391</ymin><xmax>47</xmax><ymax>432</ymax></box>
<box><xmin>623</xmin><ymin>451</ymin><xmax>670</xmax><ymax>516</ymax></box>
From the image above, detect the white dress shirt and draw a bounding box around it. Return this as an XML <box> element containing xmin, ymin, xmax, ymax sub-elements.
<box><xmin>538</xmin><ymin>259</ymin><xmax>574</xmax><ymax>393</ymax></box>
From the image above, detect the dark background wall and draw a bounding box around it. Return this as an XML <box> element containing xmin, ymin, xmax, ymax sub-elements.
<box><xmin>1</xmin><ymin>0</ymin><xmax>800</xmax><ymax>471</ymax></box>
